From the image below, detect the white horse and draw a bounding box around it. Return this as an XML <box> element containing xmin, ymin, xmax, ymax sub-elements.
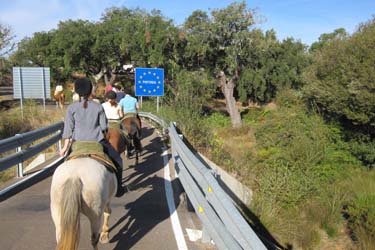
<box><xmin>50</xmin><ymin>158</ymin><xmax>117</xmax><ymax>250</ymax></box>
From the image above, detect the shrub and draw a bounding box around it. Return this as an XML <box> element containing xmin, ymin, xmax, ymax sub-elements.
<box><xmin>346</xmin><ymin>193</ymin><xmax>375</xmax><ymax>242</ymax></box>
<box><xmin>204</xmin><ymin>112</ymin><xmax>231</xmax><ymax>129</ymax></box>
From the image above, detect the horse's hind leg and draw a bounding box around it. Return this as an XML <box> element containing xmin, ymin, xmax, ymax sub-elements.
<box><xmin>89</xmin><ymin>213</ymin><xmax>102</xmax><ymax>250</ymax></box>
<box><xmin>50</xmin><ymin>189</ymin><xmax>61</xmax><ymax>243</ymax></box>
<box><xmin>100</xmin><ymin>204</ymin><xmax>112</xmax><ymax>244</ymax></box>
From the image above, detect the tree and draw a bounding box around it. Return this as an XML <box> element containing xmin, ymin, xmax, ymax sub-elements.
<box><xmin>51</xmin><ymin>20</ymin><xmax>96</xmax><ymax>79</ymax></box>
<box><xmin>183</xmin><ymin>3</ymin><xmax>255</xmax><ymax>128</ymax></box>
<box><xmin>0</xmin><ymin>23</ymin><xmax>15</xmax><ymax>56</ymax></box>
<box><xmin>238</xmin><ymin>32</ymin><xmax>309</xmax><ymax>104</ymax></box>
<box><xmin>0</xmin><ymin>23</ymin><xmax>15</xmax><ymax>86</ymax></box>
<box><xmin>12</xmin><ymin>20</ymin><xmax>97</xmax><ymax>84</ymax></box>
<box><xmin>208</xmin><ymin>2</ymin><xmax>257</xmax><ymax>128</ymax></box>
<box><xmin>182</xmin><ymin>10</ymin><xmax>211</xmax><ymax>69</ymax></box>
<box><xmin>92</xmin><ymin>7</ymin><xmax>177</xmax><ymax>86</ymax></box>
<box><xmin>309</xmin><ymin>28</ymin><xmax>348</xmax><ymax>52</ymax></box>
<box><xmin>303</xmin><ymin>17</ymin><xmax>375</xmax><ymax>134</ymax></box>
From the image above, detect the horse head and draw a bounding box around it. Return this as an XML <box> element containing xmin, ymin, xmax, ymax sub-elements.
<box><xmin>121</xmin><ymin>116</ymin><xmax>141</xmax><ymax>139</ymax></box>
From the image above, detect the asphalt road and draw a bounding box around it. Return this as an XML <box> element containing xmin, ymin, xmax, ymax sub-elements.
<box><xmin>0</xmin><ymin>122</ymin><xmax>213</xmax><ymax>250</ymax></box>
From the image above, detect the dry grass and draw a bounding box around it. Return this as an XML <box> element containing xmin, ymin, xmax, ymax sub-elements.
<box><xmin>216</xmin><ymin>125</ymin><xmax>256</xmax><ymax>161</ymax></box>
<box><xmin>0</xmin><ymin>102</ymin><xmax>65</xmax><ymax>184</ymax></box>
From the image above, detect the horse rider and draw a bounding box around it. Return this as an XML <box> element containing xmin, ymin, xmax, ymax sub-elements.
<box><xmin>54</xmin><ymin>84</ymin><xmax>63</xmax><ymax>96</ymax></box>
<box><xmin>119</xmin><ymin>86</ymin><xmax>142</xmax><ymax>133</ymax></box>
<box><xmin>102</xmin><ymin>90</ymin><xmax>124</xmax><ymax>122</ymax></box>
<box><xmin>113</xmin><ymin>84</ymin><xmax>126</xmax><ymax>102</ymax></box>
<box><xmin>59</xmin><ymin>78</ymin><xmax>125</xmax><ymax>197</ymax></box>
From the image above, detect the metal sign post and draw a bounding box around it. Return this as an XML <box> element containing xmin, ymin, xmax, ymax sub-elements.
<box><xmin>18</xmin><ymin>68</ymin><xmax>24</xmax><ymax>120</ymax></box>
<box><xmin>41</xmin><ymin>67</ymin><xmax>46</xmax><ymax>111</ymax></box>
<box><xmin>157</xmin><ymin>96</ymin><xmax>159</xmax><ymax>113</ymax></box>
<box><xmin>135</xmin><ymin>68</ymin><xmax>164</xmax><ymax>112</ymax></box>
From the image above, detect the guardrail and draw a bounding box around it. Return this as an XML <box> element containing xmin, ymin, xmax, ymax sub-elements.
<box><xmin>1</xmin><ymin>113</ymin><xmax>267</xmax><ymax>249</ymax></box>
<box><xmin>140</xmin><ymin>112</ymin><xmax>266</xmax><ymax>250</ymax></box>
<box><xmin>0</xmin><ymin>122</ymin><xmax>64</xmax><ymax>177</ymax></box>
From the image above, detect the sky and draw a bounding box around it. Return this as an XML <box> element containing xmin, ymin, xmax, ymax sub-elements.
<box><xmin>0</xmin><ymin>0</ymin><xmax>374</xmax><ymax>46</ymax></box>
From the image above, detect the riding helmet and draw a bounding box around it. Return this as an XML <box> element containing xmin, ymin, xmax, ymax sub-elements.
<box><xmin>74</xmin><ymin>78</ymin><xmax>92</xmax><ymax>96</ymax></box>
<box><xmin>105</xmin><ymin>90</ymin><xmax>117</xmax><ymax>100</ymax></box>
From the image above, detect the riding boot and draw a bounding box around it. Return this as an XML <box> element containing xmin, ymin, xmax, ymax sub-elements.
<box><xmin>136</xmin><ymin>114</ymin><xmax>142</xmax><ymax>137</ymax></box>
<box><xmin>115</xmin><ymin>168</ymin><xmax>125</xmax><ymax>197</ymax></box>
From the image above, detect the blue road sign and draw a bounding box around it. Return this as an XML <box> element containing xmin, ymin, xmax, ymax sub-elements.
<box><xmin>135</xmin><ymin>68</ymin><xmax>164</xmax><ymax>96</ymax></box>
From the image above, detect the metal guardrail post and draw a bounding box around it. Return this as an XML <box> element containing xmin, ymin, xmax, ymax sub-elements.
<box><xmin>16</xmin><ymin>136</ymin><xmax>23</xmax><ymax>178</ymax></box>
<box><xmin>57</xmin><ymin>129</ymin><xmax>62</xmax><ymax>152</ymax></box>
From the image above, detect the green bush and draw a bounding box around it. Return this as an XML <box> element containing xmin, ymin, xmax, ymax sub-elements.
<box><xmin>346</xmin><ymin>193</ymin><xmax>375</xmax><ymax>242</ymax></box>
<box><xmin>346</xmin><ymin>133</ymin><xmax>375</xmax><ymax>169</ymax></box>
<box><xmin>303</xmin><ymin>17</ymin><xmax>375</xmax><ymax>133</ymax></box>
<box><xmin>203</xmin><ymin>112</ymin><xmax>231</xmax><ymax>128</ymax></box>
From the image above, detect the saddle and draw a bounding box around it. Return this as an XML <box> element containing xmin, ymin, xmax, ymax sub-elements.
<box><xmin>66</xmin><ymin>141</ymin><xmax>117</xmax><ymax>173</ymax></box>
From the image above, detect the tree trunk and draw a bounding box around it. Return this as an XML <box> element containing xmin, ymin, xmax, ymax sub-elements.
<box><xmin>219</xmin><ymin>72</ymin><xmax>242</xmax><ymax>129</ymax></box>
<box><xmin>104</xmin><ymin>71</ymin><xmax>116</xmax><ymax>86</ymax></box>
<box><xmin>93</xmin><ymin>68</ymin><xmax>105</xmax><ymax>83</ymax></box>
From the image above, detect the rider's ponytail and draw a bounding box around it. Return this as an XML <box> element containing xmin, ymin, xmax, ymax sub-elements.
<box><xmin>82</xmin><ymin>96</ymin><xmax>88</xmax><ymax>109</ymax></box>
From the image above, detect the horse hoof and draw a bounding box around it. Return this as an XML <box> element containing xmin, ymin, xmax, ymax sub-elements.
<box><xmin>99</xmin><ymin>232</ymin><xmax>109</xmax><ymax>244</ymax></box>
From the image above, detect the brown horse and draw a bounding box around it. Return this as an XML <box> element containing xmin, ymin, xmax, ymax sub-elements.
<box><xmin>106</xmin><ymin>121</ymin><xmax>127</xmax><ymax>154</ymax></box>
<box><xmin>121</xmin><ymin>113</ymin><xmax>142</xmax><ymax>163</ymax></box>
<box><xmin>54</xmin><ymin>91</ymin><xmax>65</xmax><ymax>109</ymax></box>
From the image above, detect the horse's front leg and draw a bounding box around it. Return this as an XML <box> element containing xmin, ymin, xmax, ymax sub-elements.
<box><xmin>100</xmin><ymin>204</ymin><xmax>112</xmax><ymax>244</ymax></box>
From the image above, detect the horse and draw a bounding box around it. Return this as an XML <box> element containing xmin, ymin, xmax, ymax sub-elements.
<box><xmin>50</xmin><ymin>158</ymin><xmax>116</xmax><ymax>250</ymax></box>
<box><xmin>121</xmin><ymin>113</ymin><xmax>142</xmax><ymax>164</ymax></box>
<box><xmin>54</xmin><ymin>91</ymin><xmax>65</xmax><ymax>109</ymax></box>
<box><xmin>106</xmin><ymin>121</ymin><xmax>127</xmax><ymax>155</ymax></box>
<box><xmin>50</xmin><ymin>133</ymin><xmax>126</xmax><ymax>250</ymax></box>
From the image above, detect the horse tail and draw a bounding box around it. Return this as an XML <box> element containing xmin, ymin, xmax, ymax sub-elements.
<box><xmin>57</xmin><ymin>178</ymin><xmax>82</xmax><ymax>250</ymax></box>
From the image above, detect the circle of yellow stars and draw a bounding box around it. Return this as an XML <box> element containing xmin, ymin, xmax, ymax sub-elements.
<box><xmin>137</xmin><ymin>71</ymin><xmax>162</xmax><ymax>94</ymax></box>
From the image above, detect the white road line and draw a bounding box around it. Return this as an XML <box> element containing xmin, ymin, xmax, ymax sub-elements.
<box><xmin>163</xmin><ymin>147</ymin><xmax>188</xmax><ymax>250</ymax></box>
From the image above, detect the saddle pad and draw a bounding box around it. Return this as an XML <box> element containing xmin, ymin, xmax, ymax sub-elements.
<box><xmin>108</xmin><ymin>120</ymin><xmax>121</xmax><ymax>129</ymax></box>
<box><xmin>122</xmin><ymin>112</ymin><xmax>137</xmax><ymax>120</ymax></box>
<box><xmin>108</xmin><ymin>121</ymin><xmax>128</xmax><ymax>138</ymax></box>
<box><xmin>67</xmin><ymin>141</ymin><xmax>117</xmax><ymax>172</ymax></box>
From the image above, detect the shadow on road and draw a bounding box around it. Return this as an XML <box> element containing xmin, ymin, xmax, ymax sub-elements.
<box><xmin>110</xmin><ymin>176</ymin><xmax>182</xmax><ymax>250</ymax></box>
<box><xmin>109</xmin><ymin>125</ymin><xmax>183</xmax><ymax>249</ymax></box>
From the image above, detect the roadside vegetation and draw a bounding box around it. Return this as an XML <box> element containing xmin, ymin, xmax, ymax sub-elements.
<box><xmin>1</xmin><ymin>2</ymin><xmax>374</xmax><ymax>249</ymax></box>
<box><xmin>0</xmin><ymin>101</ymin><xmax>65</xmax><ymax>182</ymax></box>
